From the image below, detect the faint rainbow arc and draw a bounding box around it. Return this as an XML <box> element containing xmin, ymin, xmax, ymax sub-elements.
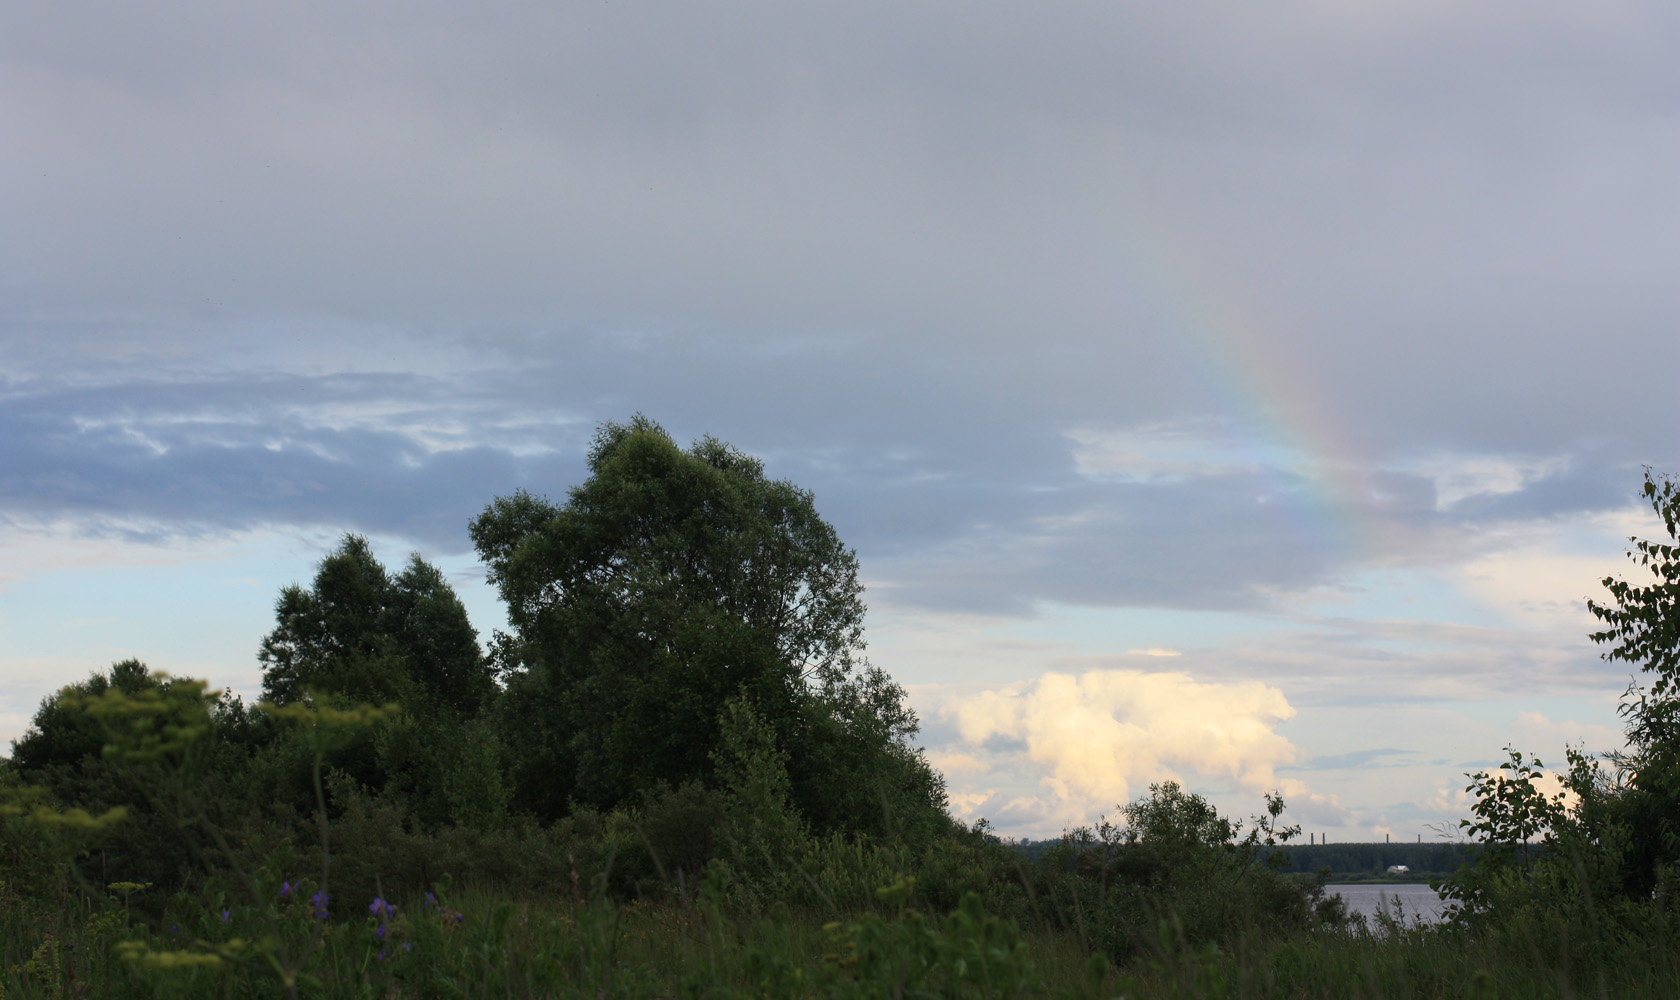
<box><xmin>1099</xmin><ymin>237</ymin><xmax>1384</xmax><ymax>573</ymax></box>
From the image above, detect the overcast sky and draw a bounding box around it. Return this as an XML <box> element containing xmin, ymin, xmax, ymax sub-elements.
<box><xmin>3</xmin><ymin>0</ymin><xmax>1676</xmax><ymax>838</ymax></box>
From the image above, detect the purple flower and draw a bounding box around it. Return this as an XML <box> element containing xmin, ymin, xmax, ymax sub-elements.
<box><xmin>369</xmin><ymin>897</ymin><xmax>395</xmax><ymax>919</ymax></box>
<box><xmin>220</xmin><ymin>909</ymin><xmax>231</xmax><ymax>925</ymax></box>
<box><xmin>375</xmin><ymin>924</ymin><xmax>387</xmax><ymax>939</ymax></box>
<box><xmin>280</xmin><ymin>880</ymin><xmax>293</xmax><ymax>899</ymax></box>
<box><xmin>376</xmin><ymin>947</ymin><xmax>387</xmax><ymax>962</ymax></box>
<box><xmin>402</xmin><ymin>942</ymin><xmax>413</xmax><ymax>953</ymax></box>
<box><xmin>170</xmin><ymin>924</ymin><xmax>179</xmax><ymax>935</ymax></box>
<box><xmin>311</xmin><ymin>891</ymin><xmax>330</xmax><ymax>920</ymax></box>
<box><xmin>424</xmin><ymin>892</ymin><xmax>438</xmax><ymax>910</ymax></box>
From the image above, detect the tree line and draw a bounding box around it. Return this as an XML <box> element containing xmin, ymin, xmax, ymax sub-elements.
<box><xmin>1266</xmin><ymin>843</ymin><xmax>1476</xmax><ymax>877</ymax></box>
<box><xmin>4</xmin><ymin>417</ymin><xmax>950</xmax><ymax>897</ymax></box>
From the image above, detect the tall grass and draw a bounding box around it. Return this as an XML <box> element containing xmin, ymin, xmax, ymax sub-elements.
<box><xmin>4</xmin><ymin>863</ymin><xmax>1678</xmax><ymax>998</ymax></box>
<box><xmin>0</xmin><ymin>874</ymin><xmax>1102</xmax><ymax>998</ymax></box>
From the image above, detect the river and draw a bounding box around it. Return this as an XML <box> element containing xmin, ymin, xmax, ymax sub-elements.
<box><xmin>1325</xmin><ymin>883</ymin><xmax>1447</xmax><ymax>925</ymax></box>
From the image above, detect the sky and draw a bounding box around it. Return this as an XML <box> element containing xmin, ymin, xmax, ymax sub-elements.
<box><xmin>2</xmin><ymin>0</ymin><xmax>1676</xmax><ymax>840</ymax></box>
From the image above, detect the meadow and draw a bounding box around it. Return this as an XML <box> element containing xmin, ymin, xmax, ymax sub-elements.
<box><xmin>3</xmin><ymin>812</ymin><xmax>1678</xmax><ymax>999</ymax></box>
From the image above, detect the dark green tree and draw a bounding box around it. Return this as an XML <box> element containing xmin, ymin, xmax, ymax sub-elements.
<box><xmin>10</xmin><ymin>659</ymin><xmax>155</xmax><ymax>777</ymax></box>
<box><xmin>470</xmin><ymin>416</ymin><xmax>944</xmax><ymax>836</ymax></box>
<box><xmin>8</xmin><ymin>661</ymin><xmax>266</xmax><ymax>893</ymax></box>
<box><xmin>258</xmin><ymin>535</ymin><xmax>492</xmax><ymax>717</ymax></box>
<box><xmin>256</xmin><ymin>536</ymin><xmax>501</xmax><ymax>828</ymax></box>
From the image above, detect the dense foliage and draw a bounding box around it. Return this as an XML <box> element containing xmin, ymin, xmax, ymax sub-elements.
<box><xmin>3</xmin><ymin>444</ymin><xmax>1679</xmax><ymax>997</ymax></box>
<box><xmin>259</xmin><ymin>536</ymin><xmax>494</xmax><ymax>717</ymax></box>
<box><xmin>470</xmin><ymin>416</ymin><xmax>945</xmax><ymax>840</ymax></box>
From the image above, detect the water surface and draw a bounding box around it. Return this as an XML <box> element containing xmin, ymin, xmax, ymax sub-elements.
<box><xmin>1326</xmin><ymin>883</ymin><xmax>1446</xmax><ymax>925</ymax></box>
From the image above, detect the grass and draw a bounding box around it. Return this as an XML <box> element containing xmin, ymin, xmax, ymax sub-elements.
<box><xmin>0</xmin><ymin>879</ymin><xmax>1105</xmax><ymax>999</ymax></box>
<box><xmin>4</xmin><ymin>873</ymin><xmax>1677</xmax><ymax>999</ymax></box>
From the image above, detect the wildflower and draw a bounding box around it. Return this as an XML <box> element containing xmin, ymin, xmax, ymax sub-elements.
<box><xmin>375</xmin><ymin>924</ymin><xmax>386</xmax><ymax>939</ymax></box>
<box><xmin>311</xmin><ymin>891</ymin><xmax>330</xmax><ymax>920</ymax></box>
<box><xmin>280</xmin><ymin>881</ymin><xmax>293</xmax><ymax>899</ymax></box>
<box><xmin>402</xmin><ymin>942</ymin><xmax>412</xmax><ymax>953</ymax></box>
<box><xmin>220</xmin><ymin>909</ymin><xmax>231</xmax><ymax>925</ymax></box>
<box><xmin>369</xmin><ymin>897</ymin><xmax>392</xmax><ymax>918</ymax></box>
<box><xmin>170</xmin><ymin>924</ymin><xmax>179</xmax><ymax>935</ymax></box>
<box><xmin>376</xmin><ymin>947</ymin><xmax>386</xmax><ymax>962</ymax></box>
<box><xmin>424</xmin><ymin>892</ymin><xmax>438</xmax><ymax>910</ymax></box>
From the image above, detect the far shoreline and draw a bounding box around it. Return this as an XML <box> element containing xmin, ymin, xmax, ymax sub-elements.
<box><xmin>1311</xmin><ymin>874</ymin><xmax>1443</xmax><ymax>885</ymax></box>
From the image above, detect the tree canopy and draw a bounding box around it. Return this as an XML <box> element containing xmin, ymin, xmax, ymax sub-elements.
<box><xmin>471</xmin><ymin>416</ymin><xmax>942</xmax><ymax>835</ymax></box>
<box><xmin>258</xmin><ymin>535</ymin><xmax>493</xmax><ymax>717</ymax></box>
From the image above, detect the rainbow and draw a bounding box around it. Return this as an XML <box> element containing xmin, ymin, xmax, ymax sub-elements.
<box><xmin>1091</xmin><ymin>227</ymin><xmax>1386</xmax><ymax>572</ymax></box>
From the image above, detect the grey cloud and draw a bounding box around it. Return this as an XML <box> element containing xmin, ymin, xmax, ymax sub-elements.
<box><xmin>0</xmin><ymin>321</ymin><xmax>1668</xmax><ymax>621</ymax></box>
<box><xmin>872</xmin><ymin>472</ymin><xmax>1342</xmax><ymax>614</ymax></box>
<box><xmin>1447</xmin><ymin>460</ymin><xmax>1640</xmax><ymax>522</ymax></box>
<box><xmin>4</xmin><ymin>1</ymin><xmax>1673</xmax><ymax>361</ymax></box>
<box><xmin>0</xmin><ymin>372</ymin><xmax>548</xmax><ymax>548</ymax></box>
<box><xmin>1</xmin><ymin>0</ymin><xmax>1675</xmax><ymax>620</ymax></box>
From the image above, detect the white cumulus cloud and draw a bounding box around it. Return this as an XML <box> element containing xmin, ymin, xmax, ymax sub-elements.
<box><xmin>934</xmin><ymin>669</ymin><xmax>1303</xmax><ymax>834</ymax></box>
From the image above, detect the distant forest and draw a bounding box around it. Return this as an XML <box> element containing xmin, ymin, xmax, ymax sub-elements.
<box><xmin>1264</xmin><ymin>842</ymin><xmax>1476</xmax><ymax>877</ymax></box>
<box><xmin>1011</xmin><ymin>839</ymin><xmax>1477</xmax><ymax>877</ymax></box>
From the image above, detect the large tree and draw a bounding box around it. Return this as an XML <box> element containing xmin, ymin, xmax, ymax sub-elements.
<box><xmin>472</xmin><ymin>416</ymin><xmax>942</xmax><ymax>833</ymax></box>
